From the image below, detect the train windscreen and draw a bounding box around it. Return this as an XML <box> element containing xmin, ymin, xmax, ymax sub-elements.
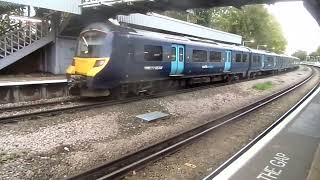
<box><xmin>76</xmin><ymin>31</ymin><xmax>111</xmax><ymax>58</ymax></box>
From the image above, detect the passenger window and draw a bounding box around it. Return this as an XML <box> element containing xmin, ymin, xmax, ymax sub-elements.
<box><xmin>179</xmin><ymin>48</ymin><xmax>184</xmax><ymax>62</ymax></box>
<box><xmin>267</xmin><ymin>57</ymin><xmax>273</xmax><ymax>64</ymax></box>
<box><xmin>258</xmin><ymin>56</ymin><xmax>261</xmax><ymax>63</ymax></box>
<box><xmin>252</xmin><ymin>55</ymin><xmax>257</xmax><ymax>63</ymax></box>
<box><xmin>192</xmin><ymin>50</ymin><xmax>207</xmax><ymax>62</ymax></box>
<box><xmin>171</xmin><ymin>47</ymin><xmax>176</xmax><ymax>61</ymax></box>
<box><xmin>235</xmin><ymin>53</ymin><xmax>242</xmax><ymax>62</ymax></box>
<box><xmin>209</xmin><ymin>51</ymin><xmax>222</xmax><ymax>62</ymax></box>
<box><xmin>144</xmin><ymin>45</ymin><xmax>163</xmax><ymax>61</ymax></box>
<box><xmin>242</xmin><ymin>54</ymin><xmax>248</xmax><ymax>62</ymax></box>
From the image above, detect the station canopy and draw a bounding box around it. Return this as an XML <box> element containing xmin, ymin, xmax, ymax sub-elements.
<box><xmin>116</xmin><ymin>13</ymin><xmax>242</xmax><ymax>45</ymax></box>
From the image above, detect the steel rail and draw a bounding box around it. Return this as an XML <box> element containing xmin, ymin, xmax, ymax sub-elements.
<box><xmin>0</xmin><ymin>97</ymin><xmax>80</xmax><ymax>112</ymax></box>
<box><xmin>0</xmin><ymin>69</ymin><xmax>296</xmax><ymax>123</ymax></box>
<box><xmin>66</xmin><ymin>67</ymin><xmax>317</xmax><ymax>180</ymax></box>
<box><xmin>204</xmin><ymin>66</ymin><xmax>320</xmax><ymax>179</ymax></box>
<box><xmin>0</xmin><ymin>96</ymin><xmax>140</xmax><ymax>123</ymax></box>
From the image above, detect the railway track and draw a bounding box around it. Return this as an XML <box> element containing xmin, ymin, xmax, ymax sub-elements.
<box><xmin>0</xmin><ymin>68</ymin><xmax>299</xmax><ymax>123</ymax></box>
<box><xmin>204</xmin><ymin>67</ymin><xmax>320</xmax><ymax>179</ymax></box>
<box><xmin>66</xmin><ymin>66</ymin><xmax>319</xmax><ymax>180</ymax></box>
<box><xmin>0</xmin><ymin>97</ymin><xmax>79</xmax><ymax>112</ymax></box>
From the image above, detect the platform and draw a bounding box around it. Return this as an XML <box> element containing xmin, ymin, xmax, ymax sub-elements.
<box><xmin>0</xmin><ymin>75</ymin><xmax>67</xmax><ymax>86</ymax></box>
<box><xmin>205</xmin><ymin>86</ymin><xmax>320</xmax><ymax>180</ymax></box>
<box><xmin>0</xmin><ymin>75</ymin><xmax>68</xmax><ymax>103</ymax></box>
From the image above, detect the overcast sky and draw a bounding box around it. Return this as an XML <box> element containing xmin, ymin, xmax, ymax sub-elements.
<box><xmin>267</xmin><ymin>1</ymin><xmax>320</xmax><ymax>55</ymax></box>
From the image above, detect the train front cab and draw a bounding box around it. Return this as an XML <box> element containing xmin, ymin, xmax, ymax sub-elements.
<box><xmin>66</xmin><ymin>29</ymin><xmax>114</xmax><ymax>97</ymax></box>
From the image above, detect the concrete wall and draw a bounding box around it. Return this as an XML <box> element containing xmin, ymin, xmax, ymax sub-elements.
<box><xmin>0</xmin><ymin>83</ymin><xmax>68</xmax><ymax>103</ymax></box>
<box><xmin>46</xmin><ymin>36</ymin><xmax>77</xmax><ymax>74</ymax></box>
<box><xmin>0</xmin><ymin>36</ymin><xmax>77</xmax><ymax>75</ymax></box>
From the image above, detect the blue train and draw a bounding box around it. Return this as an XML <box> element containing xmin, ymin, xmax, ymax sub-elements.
<box><xmin>66</xmin><ymin>22</ymin><xmax>299</xmax><ymax>97</ymax></box>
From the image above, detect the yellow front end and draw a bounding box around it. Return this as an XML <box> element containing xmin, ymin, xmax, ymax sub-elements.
<box><xmin>66</xmin><ymin>57</ymin><xmax>110</xmax><ymax>97</ymax></box>
<box><xmin>66</xmin><ymin>57</ymin><xmax>109</xmax><ymax>77</ymax></box>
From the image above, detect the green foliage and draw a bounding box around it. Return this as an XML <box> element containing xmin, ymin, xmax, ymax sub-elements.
<box><xmin>308</xmin><ymin>46</ymin><xmax>320</xmax><ymax>59</ymax></box>
<box><xmin>161</xmin><ymin>5</ymin><xmax>287</xmax><ymax>53</ymax></box>
<box><xmin>0</xmin><ymin>7</ymin><xmax>50</xmax><ymax>36</ymax></box>
<box><xmin>309</xmin><ymin>51</ymin><xmax>318</xmax><ymax>56</ymax></box>
<box><xmin>317</xmin><ymin>46</ymin><xmax>320</xmax><ymax>55</ymax></box>
<box><xmin>193</xmin><ymin>9</ymin><xmax>212</xmax><ymax>27</ymax></box>
<box><xmin>292</xmin><ymin>50</ymin><xmax>307</xmax><ymax>61</ymax></box>
<box><xmin>253</xmin><ymin>81</ymin><xmax>274</xmax><ymax>90</ymax></box>
<box><xmin>0</xmin><ymin>7</ymin><xmax>24</xmax><ymax>36</ymax></box>
<box><xmin>162</xmin><ymin>11</ymin><xmax>189</xmax><ymax>21</ymax></box>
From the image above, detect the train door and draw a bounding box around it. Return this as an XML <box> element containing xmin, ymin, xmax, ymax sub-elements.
<box><xmin>224</xmin><ymin>50</ymin><xmax>232</xmax><ymax>72</ymax></box>
<box><xmin>261</xmin><ymin>55</ymin><xmax>265</xmax><ymax>69</ymax></box>
<box><xmin>170</xmin><ymin>44</ymin><xmax>185</xmax><ymax>76</ymax></box>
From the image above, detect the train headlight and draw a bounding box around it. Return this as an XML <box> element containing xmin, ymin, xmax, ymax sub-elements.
<box><xmin>94</xmin><ymin>60</ymin><xmax>105</xmax><ymax>67</ymax></box>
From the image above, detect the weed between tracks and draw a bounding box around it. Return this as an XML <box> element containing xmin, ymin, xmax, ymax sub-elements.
<box><xmin>253</xmin><ymin>81</ymin><xmax>274</xmax><ymax>90</ymax></box>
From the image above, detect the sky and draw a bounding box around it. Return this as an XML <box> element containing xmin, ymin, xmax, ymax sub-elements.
<box><xmin>267</xmin><ymin>1</ymin><xmax>320</xmax><ymax>55</ymax></box>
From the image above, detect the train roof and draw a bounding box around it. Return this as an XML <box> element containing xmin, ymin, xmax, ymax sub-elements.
<box><xmin>82</xmin><ymin>22</ymin><xmax>297</xmax><ymax>59</ymax></box>
<box><xmin>116</xmin><ymin>13</ymin><xmax>242</xmax><ymax>45</ymax></box>
<box><xmin>249</xmin><ymin>49</ymin><xmax>273</xmax><ymax>55</ymax></box>
<box><xmin>131</xmin><ymin>28</ymin><xmax>251</xmax><ymax>52</ymax></box>
<box><xmin>216</xmin><ymin>44</ymin><xmax>250</xmax><ymax>52</ymax></box>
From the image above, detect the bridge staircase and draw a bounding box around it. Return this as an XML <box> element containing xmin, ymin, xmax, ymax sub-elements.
<box><xmin>0</xmin><ymin>20</ymin><xmax>54</xmax><ymax>70</ymax></box>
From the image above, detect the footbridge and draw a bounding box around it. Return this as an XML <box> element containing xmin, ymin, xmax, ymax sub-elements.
<box><xmin>1</xmin><ymin>0</ymin><xmax>318</xmax><ymax>22</ymax></box>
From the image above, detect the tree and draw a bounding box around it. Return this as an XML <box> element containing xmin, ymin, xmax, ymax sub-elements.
<box><xmin>292</xmin><ymin>50</ymin><xmax>307</xmax><ymax>61</ymax></box>
<box><xmin>210</xmin><ymin>5</ymin><xmax>287</xmax><ymax>53</ymax></box>
<box><xmin>0</xmin><ymin>7</ymin><xmax>25</xmax><ymax>35</ymax></box>
<box><xmin>315</xmin><ymin>46</ymin><xmax>320</xmax><ymax>55</ymax></box>
<box><xmin>161</xmin><ymin>5</ymin><xmax>287</xmax><ymax>53</ymax></box>
<box><xmin>192</xmin><ymin>9</ymin><xmax>212</xmax><ymax>27</ymax></box>
<box><xmin>307</xmin><ymin>46</ymin><xmax>320</xmax><ymax>61</ymax></box>
<box><xmin>309</xmin><ymin>51</ymin><xmax>319</xmax><ymax>61</ymax></box>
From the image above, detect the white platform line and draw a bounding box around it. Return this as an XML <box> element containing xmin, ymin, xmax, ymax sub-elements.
<box><xmin>0</xmin><ymin>79</ymin><xmax>68</xmax><ymax>87</ymax></box>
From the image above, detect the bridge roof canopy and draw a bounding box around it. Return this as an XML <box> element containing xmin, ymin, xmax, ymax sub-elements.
<box><xmin>0</xmin><ymin>0</ymin><xmax>319</xmax><ymax>25</ymax></box>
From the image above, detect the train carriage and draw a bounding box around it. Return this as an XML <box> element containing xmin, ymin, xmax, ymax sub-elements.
<box><xmin>217</xmin><ymin>44</ymin><xmax>250</xmax><ymax>78</ymax></box>
<box><xmin>248</xmin><ymin>49</ymin><xmax>265</xmax><ymax>77</ymax></box>
<box><xmin>66</xmin><ymin>22</ymin><xmax>299</xmax><ymax>97</ymax></box>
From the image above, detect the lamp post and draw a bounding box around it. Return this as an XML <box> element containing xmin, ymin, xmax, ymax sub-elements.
<box><xmin>257</xmin><ymin>44</ymin><xmax>267</xmax><ymax>50</ymax></box>
<box><xmin>186</xmin><ymin>9</ymin><xmax>194</xmax><ymax>22</ymax></box>
<box><xmin>242</xmin><ymin>39</ymin><xmax>254</xmax><ymax>46</ymax></box>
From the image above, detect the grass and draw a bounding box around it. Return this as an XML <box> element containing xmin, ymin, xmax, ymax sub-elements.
<box><xmin>253</xmin><ymin>81</ymin><xmax>274</xmax><ymax>90</ymax></box>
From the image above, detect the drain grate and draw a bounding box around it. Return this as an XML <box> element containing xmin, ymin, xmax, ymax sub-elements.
<box><xmin>136</xmin><ymin>111</ymin><xmax>170</xmax><ymax>122</ymax></box>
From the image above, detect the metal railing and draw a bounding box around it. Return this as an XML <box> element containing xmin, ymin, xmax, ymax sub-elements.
<box><xmin>0</xmin><ymin>21</ymin><xmax>49</xmax><ymax>58</ymax></box>
<box><xmin>80</xmin><ymin>0</ymin><xmax>146</xmax><ymax>7</ymax></box>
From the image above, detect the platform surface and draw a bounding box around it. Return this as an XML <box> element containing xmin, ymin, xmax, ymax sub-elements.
<box><xmin>0</xmin><ymin>74</ymin><xmax>67</xmax><ymax>86</ymax></box>
<box><xmin>206</xmin><ymin>87</ymin><xmax>320</xmax><ymax>180</ymax></box>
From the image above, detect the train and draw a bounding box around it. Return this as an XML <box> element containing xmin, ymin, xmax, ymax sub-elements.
<box><xmin>66</xmin><ymin>22</ymin><xmax>299</xmax><ymax>97</ymax></box>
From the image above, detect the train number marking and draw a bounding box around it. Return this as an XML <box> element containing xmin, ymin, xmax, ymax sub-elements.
<box><xmin>144</xmin><ymin>66</ymin><xmax>163</xmax><ymax>70</ymax></box>
<box><xmin>201</xmin><ymin>65</ymin><xmax>214</xmax><ymax>69</ymax></box>
<box><xmin>256</xmin><ymin>152</ymin><xmax>290</xmax><ymax>180</ymax></box>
